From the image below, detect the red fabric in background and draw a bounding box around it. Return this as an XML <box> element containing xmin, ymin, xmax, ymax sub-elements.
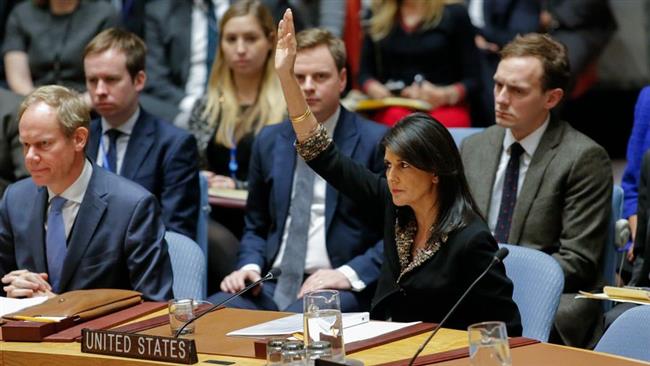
<box><xmin>372</xmin><ymin>105</ymin><xmax>471</xmax><ymax>128</ymax></box>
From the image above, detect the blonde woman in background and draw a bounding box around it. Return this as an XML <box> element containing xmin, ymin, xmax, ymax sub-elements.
<box><xmin>186</xmin><ymin>0</ymin><xmax>285</xmax><ymax>292</ymax></box>
<box><xmin>359</xmin><ymin>0</ymin><xmax>481</xmax><ymax>127</ymax></box>
<box><xmin>188</xmin><ymin>0</ymin><xmax>285</xmax><ymax>191</ymax></box>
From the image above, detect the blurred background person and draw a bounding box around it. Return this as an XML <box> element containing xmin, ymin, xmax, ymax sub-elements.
<box><xmin>358</xmin><ymin>0</ymin><xmax>481</xmax><ymax>128</ymax></box>
<box><xmin>2</xmin><ymin>0</ymin><xmax>117</xmax><ymax>95</ymax></box>
<box><xmin>186</xmin><ymin>0</ymin><xmax>285</xmax><ymax>292</ymax></box>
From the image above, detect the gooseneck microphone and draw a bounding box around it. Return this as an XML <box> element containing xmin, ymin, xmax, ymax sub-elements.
<box><xmin>407</xmin><ymin>247</ymin><xmax>509</xmax><ymax>366</ymax></box>
<box><xmin>174</xmin><ymin>268</ymin><xmax>282</xmax><ymax>337</ymax></box>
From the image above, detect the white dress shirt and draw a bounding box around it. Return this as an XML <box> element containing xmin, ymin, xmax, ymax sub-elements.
<box><xmin>179</xmin><ymin>0</ymin><xmax>229</xmax><ymax>116</ymax></box>
<box><xmin>242</xmin><ymin>107</ymin><xmax>366</xmax><ymax>291</ymax></box>
<box><xmin>96</xmin><ymin>108</ymin><xmax>140</xmax><ymax>175</ymax></box>
<box><xmin>46</xmin><ymin>159</ymin><xmax>93</xmax><ymax>240</ymax></box>
<box><xmin>487</xmin><ymin>116</ymin><xmax>550</xmax><ymax>232</ymax></box>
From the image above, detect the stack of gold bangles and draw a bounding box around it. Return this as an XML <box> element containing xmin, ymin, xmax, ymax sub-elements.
<box><xmin>290</xmin><ymin>108</ymin><xmax>312</xmax><ymax>123</ymax></box>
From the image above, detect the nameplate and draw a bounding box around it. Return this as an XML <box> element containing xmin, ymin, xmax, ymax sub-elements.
<box><xmin>81</xmin><ymin>328</ymin><xmax>198</xmax><ymax>364</ymax></box>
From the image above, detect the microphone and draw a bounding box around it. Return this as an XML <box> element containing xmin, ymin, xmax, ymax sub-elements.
<box><xmin>407</xmin><ymin>247</ymin><xmax>509</xmax><ymax>366</ymax></box>
<box><xmin>174</xmin><ymin>268</ymin><xmax>282</xmax><ymax>337</ymax></box>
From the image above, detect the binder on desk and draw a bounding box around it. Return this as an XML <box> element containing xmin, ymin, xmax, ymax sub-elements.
<box><xmin>1</xmin><ymin>289</ymin><xmax>143</xmax><ymax>341</ymax></box>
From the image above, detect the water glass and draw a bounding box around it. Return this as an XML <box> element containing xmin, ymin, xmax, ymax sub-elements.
<box><xmin>167</xmin><ymin>299</ymin><xmax>210</xmax><ymax>336</ymax></box>
<box><xmin>306</xmin><ymin>340</ymin><xmax>332</xmax><ymax>365</ymax></box>
<box><xmin>267</xmin><ymin>339</ymin><xmax>286</xmax><ymax>366</ymax></box>
<box><xmin>281</xmin><ymin>340</ymin><xmax>306</xmax><ymax>365</ymax></box>
<box><xmin>467</xmin><ymin>321</ymin><xmax>512</xmax><ymax>366</ymax></box>
<box><xmin>303</xmin><ymin>290</ymin><xmax>345</xmax><ymax>362</ymax></box>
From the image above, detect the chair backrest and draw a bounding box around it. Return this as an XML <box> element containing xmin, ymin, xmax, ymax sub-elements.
<box><xmin>448</xmin><ymin>127</ymin><xmax>484</xmax><ymax>147</ymax></box>
<box><xmin>595</xmin><ymin>305</ymin><xmax>650</xmax><ymax>362</ymax></box>
<box><xmin>166</xmin><ymin>231</ymin><xmax>207</xmax><ymax>300</ymax></box>
<box><xmin>603</xmin><ymin>185</ymin><xmax>624</xmax><ymax>287</ymax></box>
<box><xmin>498</xmin><ymin>243</ymin><xmax>564</xmax><ymax>342</ymax></box>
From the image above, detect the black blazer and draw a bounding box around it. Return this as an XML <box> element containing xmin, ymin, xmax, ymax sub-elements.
<box><xmin>307</xmin><ymin>142</ymin><xmax>522</xmax><ymax>336</ymax></box>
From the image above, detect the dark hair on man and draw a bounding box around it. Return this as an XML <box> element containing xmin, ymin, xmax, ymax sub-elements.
<box><xmin>296</xmin><ymin>28</ymin><xmax>346</xmax><ymax>71</ymax></box>
<box><xmin>382</xmin><ymin>112</ymin><xmax>482</xmax><ymax>237</ymax></box>
<box><xmin>84</xmin><ymin>28</ymin><xmax>146</xmax><ymax>79</ymax></box>
<box><xmin>500</xmin><ymin>33</ymin><xmax>570</xmax><ymax>93</ymax></box>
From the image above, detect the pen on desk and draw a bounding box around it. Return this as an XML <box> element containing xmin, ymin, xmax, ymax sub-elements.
<box><xmin>12</xmin><ymin>315</ymin><xmax>57</xmax><ymax>323</ymax></box>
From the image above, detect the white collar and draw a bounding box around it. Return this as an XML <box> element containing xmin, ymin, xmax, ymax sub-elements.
<box><xmin>101</xmin><ymin>107</ymin><xmax>140</xmax><ymax>136</ymax></box>
<box><xmin>503</xmin><ymin>115</ymin><xmax>550</xmax><ymax>157</ymax></box>
<box><xmin>47</xmin><ymin>159</ymin><xmax>93</xmax><ymax>204</ymax></box>
<box><xmin>321</xmin><ymin>106</ymin><xmax>341</xmax><ymax>137</ymax></box>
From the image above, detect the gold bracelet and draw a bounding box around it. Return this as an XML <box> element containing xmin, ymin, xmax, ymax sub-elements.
<box><xmin>295</xmin><ymin>122</ymin><xmax>321</xmax><ymax>140</ymax></box>
<box><xmin>290</xmin><ymin>108</ymin><xmax>312</xmax><ymax>124</ymax></box>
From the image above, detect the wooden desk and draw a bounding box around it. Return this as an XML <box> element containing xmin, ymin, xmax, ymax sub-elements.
<box><xmin>2</xmin><ymin>309</ymin><xmax>648</xmax><ymax>366</ymax></box>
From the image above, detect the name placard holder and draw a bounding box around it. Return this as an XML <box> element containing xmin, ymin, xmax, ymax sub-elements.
<box><xmin>81</xmin><ymin>328</ymin><xmax>198</xmax><ymax>364</ymax></box>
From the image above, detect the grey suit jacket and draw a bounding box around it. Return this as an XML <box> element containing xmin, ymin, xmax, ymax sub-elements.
<box><xmin>460</xmin><ymin>117</ymin><xmax>612</xmax><ymax>346</ymax></box>
<box><xmin>460</xmin><ymin>118</ymin><xmax>612</xmax><ymax>292</ymax></box>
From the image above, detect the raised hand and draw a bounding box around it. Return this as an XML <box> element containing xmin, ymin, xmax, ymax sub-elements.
<box><xmin>275</xmin><ymin>9</ymin><xmax>297</xmax><ymax>78</ymax></box>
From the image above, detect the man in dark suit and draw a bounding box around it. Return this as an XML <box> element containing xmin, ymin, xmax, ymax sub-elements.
<box><xmin>460</xmin><ymin>34</ymin><xmax>612</xmax><ymax>347</ymax></box>
<box><xmin>0</xmin><ymin>85</ymin><xmax>172</xmax><ymax>301</ymax></box>
<box><xmin>83</xmin><ymin>28</ymin><xmax>200</xmax><ymax>240</ymax></box>
<box><xmin>212</xmin><ymin>29</ymin><xmax>386</xmax><ymax>312</ymax></box>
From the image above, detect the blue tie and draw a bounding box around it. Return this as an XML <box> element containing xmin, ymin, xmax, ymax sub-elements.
<box><xmin>105</xmin><ymin>129</ymin><xmax>121</xmax><ymax>174</ymax></box>
<box><xmin>494</xmin><ymin>143</ymin><xmax>524</xmax><ymax>243</ymax></box>
<box><xmin>46</xmin><ymin>196</ymin><xmax>68</xmax><ymax>293</ymax></box>
<box><xmin>273</xmin><ymin>158</ymin><xmax>315</xmax><ymax>310</ymax></box>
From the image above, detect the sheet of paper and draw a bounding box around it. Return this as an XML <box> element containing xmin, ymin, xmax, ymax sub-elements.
<box><xmin>343</xmin><ymin>320</ymin><xmax>421</xmax><ymax>343</ymax></box>
<box><xmin>227</xmin><ymin>312</ymin><xmax>369</xmax><ymax>337</ymax></box>
<box><xmin>576</xmin><ymin>291</ymin><xmax>650</xmax><ymax>306</ymax></box>
<box><xmin>0</xmin><ymin>296</ymin><xmax>48</xmax><ymax>317</ymax></box>
<box><xmin>208</xmin><ymin>188</ymin><xmax>248</xmax><ymax>200</ymax></box>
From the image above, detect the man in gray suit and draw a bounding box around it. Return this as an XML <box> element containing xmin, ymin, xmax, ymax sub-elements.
<box><xmin>460</xmin><ymin>33</ymin><xmax>612</xmax><ymax>348</ymax></box>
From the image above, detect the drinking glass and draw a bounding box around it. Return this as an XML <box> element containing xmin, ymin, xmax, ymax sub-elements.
<box><xmin>167</xmin><ymin>299</ymin><xmax>210</xmax><ymax>336</ymax></box>
<box><xmin>467</xmin><ymin>321</ymin><xmax>512</xmax><ymax>366</ymax></box>
<box><xmin>303</xmin><ymin>290</ymin><xmax>344</xmax><ymax>362</ymax></box>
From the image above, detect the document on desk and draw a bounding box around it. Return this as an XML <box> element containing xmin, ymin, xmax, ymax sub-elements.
<box><xmin>0</xmin><ymin>296</ymin><xmax>48</xmax><ymax>317</ymax></box>
<box><xmin>343</xmin><ymin>320</ymin><xmax>421</xmax><ymax>343</ymax></box>
<box><xmin>227</xmin><ymin>312</ymin><xmax>369</xmax><ymax>337</ymax></box>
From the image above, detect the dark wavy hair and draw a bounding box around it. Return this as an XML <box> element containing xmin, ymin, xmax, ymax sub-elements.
<box><xmin>382</xmin><ymin>112</ymin><xmax>482</xmax><ymax>236</ymax></box>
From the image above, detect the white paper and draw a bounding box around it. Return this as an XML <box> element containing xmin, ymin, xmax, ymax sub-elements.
<box><xmin>343</xmin><ymin>320</ymin><xmax>421</xmax><ymax>343</ymax></box>
<box><xmin>0</xmin><ymin>296</ymin><xmax>48</xmax><ymax>317</ymax></box>
<box><xmin>227</xmin><ymin>312</ymin><xmax>369</xmax><ymax>337</ymax></box>
<box><xmin>576</xmin><ymin>293</ymin><xmax>650</xmax><ymax>306</ymax></box>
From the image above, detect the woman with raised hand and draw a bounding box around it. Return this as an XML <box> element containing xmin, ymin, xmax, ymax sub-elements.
<box><xmin>274</xmin><ymin>9</ymin><xmax>522</xmax><ymax>334</ymax></box>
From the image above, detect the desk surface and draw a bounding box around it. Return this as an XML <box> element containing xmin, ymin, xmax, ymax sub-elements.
<box><xmin>2</xmin><ymin>310</ymin><xmax>649</xmax><ymax>366</ymax></box>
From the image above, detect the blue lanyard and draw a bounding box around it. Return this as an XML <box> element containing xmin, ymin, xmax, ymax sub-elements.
<box><xmin>99</xmin><ymin>135</ymin><xmax>113</xmax><ymax>172</ymax></box>
<box><xmin>228</xmin><ymin>146</ymin><xmax>238</xmax><ymax>179</ymax></box>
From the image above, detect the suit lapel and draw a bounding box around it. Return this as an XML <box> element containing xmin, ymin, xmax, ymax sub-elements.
<box><xmin>120</xmin><ymin>110</ymin><xmax>155</xmax><ymax>179</ymax></box>
<box><xmin>509</xmin><ymin>119</ymin><xmax>564</xmax><ymax>243</ymax></box>
<box><xmin>58</xmin><ymin>167</ymin><xmax>108</xmax><ymax>292</ymax></box>
<box><xmin>26</xmin><ymin>187</ymin><xmax>49</xmax><ymax>273</ymax></box>
<box><xmin>86</xmin><ymin>119</ymin><xmax>102</xmax><ymax>161</ymax></box>
<box><xmin>474</xmin><ymin>128</ymin><xmax>504</xmax><ymax>216</ymax></box>
<box><xmin>325</xmin><ymin>109</ymin><xmax>359</xmax><ymax>231</ymax></box>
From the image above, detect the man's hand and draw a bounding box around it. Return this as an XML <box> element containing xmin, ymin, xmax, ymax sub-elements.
<box><xmin>297</xmin><ymin>269</ymin><xmax>351</xmax><ymax>298</ymax></box>
<box><xmin>220</xmin><ymin>270</ymin><xmax>262</xmax><ymax>296</ymax></box>
<box><xmin>627</xmin><ymin>214</ymin><xmax>638</xmax><ymax>262</ymax></box>
<box><xmin>365</xmin><ymin>80</ymin><xmax>392</xmax><ymax>99</ymax></box>
<box><xmin>1</xmin><ymin>270</ymin><xmax>52</xmax><ymax>298</ymax></box>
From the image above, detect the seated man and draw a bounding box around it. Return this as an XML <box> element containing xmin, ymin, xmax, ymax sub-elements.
<box><xmin>460</xmin><ymin>33</ymin><xmax>612</xmax><ymax>347</ymax></box>
<box><xmin>83</xmin><ymin>28</ymin><xmax>200</xmax><ymax>240</ymax></box>
<box><xmin>0</xmin><ymin>85</ymin><xmax>173</xmax><ymax>301</ymax></box>
<box><xmin>211</xmin><ymin>29</ymin><xmax>386</xmax><ymax>312</ymax></box>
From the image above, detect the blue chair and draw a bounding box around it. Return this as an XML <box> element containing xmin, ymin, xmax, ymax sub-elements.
<box><xmin>595</xmin><ymin>305</ymin><xmax>650</xmax><ymax>362</ymax></box>
<box><xmin>601</xmin><ymin>185</ymin><xmax>626</xmax><ymax>312</ymax></box>
<box><xmin>448</xmin><ymin>127</ymin><xmax>484</xmax><ymax>147</ymax></box>
<box><xmin>166</xmin><ymin>231</ymin><xmax>207</xmax><ymax>300</ymax></box>
<box><xmin>498</xmin><ymin>243</ymin><xmax>564</xmax><ymax>342</ymax></box>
